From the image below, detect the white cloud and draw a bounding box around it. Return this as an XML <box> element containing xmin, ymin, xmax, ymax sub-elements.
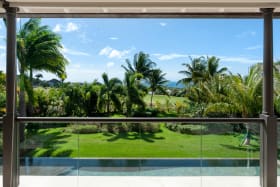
<box><xmin>53</xmin><ymin>24</ymin><xmax>62</xmax><ymax>32</ymax></box>
<box><xmin>159</xmin><ymin>22</ymin><xmax>167</xmax><ymax>27</ymax></box>
<box><xmin>66</xmin><ymin>22</ymin><xmax>78</xmax><ymax>32</ymax></box>
<box><xmin>106</xmin><ymin>62</ymin><xmax>115</xmax><ymax>68</ymax></box>
<box><xmin>245</xmin><ymin>45</ymin><xmax>262</xmax><ymax>50</ymax></box>
<box><xmin>66</xmin><ymin>67</ymin><xmax>103</xmax><ymax>82</ymax></box>
<box><xmin>42</xmin><ymin>64</ymin><xmax>104</xmax><ymax>82</ymax></box>
<box><xmin>0</xmin><ymin>53</ymin><xmax>5</xmax><ymax>58</ymax></box>
<box><xmin>153</xmin><ymin>53</ymin><xmax>189</xmax><ymax>61</ymax></box>
<box><xmin>0</xmin><ymin>45</ymin><xmax>5</xmax><ymax>50</ymax></box>
<box><xmin>99</xmin><ymin>46</ymin><xmax>131</xmax><ymax>59</ymax></box>
<box><xmin>109</xmin><ymin>37</ymin><xmax>119</xmax><ymax>40</ymax></box>
<box><xmin>153</xmin><ymin>52</ymin><xmax>261</xmax><ymax>65</ymax></box>
<box><xmin>53</xmin><ymin>22</ymin><xmax>78</xmax><ymax>33</ymax></box>
<box><xmin>109</xmin><ymin>49</ymin><xmax>130</xmax><ymax>58</ymax></box>
<box><xmin>220</xmin><ymin>56</ymin><xmax>261</xmax><ymax>64</ymax></box>
<box><xmin>60</xmin><ymin>45</ymin><xmax>90</xmax><ymax>56</ymax></box>
<box><xmin>99</xmin><ymin>46</ymin><xmax>113</xmax><ymax>56</ymax></box>
<box><xmin>236</xmin><ymin>31</ymin><xmax>256</xmax><ymax>38</ymax></box>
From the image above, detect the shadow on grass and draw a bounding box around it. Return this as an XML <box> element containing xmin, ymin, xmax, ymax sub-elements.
<box><xmin>220</xmin><ymin>144</ymin><xmax>260</xmax><ymax>152</ymax></box>
<box><xmin>22</xmin><ymin>129</ymin><xmax>73</xmax><ymax>157</ymax></box>
<box><xmin>107</xmin><ymin>132</ymin><xmax>165</xmax><ymax>143</ymax></box>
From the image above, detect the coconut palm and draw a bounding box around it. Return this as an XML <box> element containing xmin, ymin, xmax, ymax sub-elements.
<box><xmin>178</xmin><ymin>56</ymin><xmax>228</xmax><ymax>86</ymax></box>
<box><xmin>122</xmin><ymin>51</ymin><xmax>156</xmax><ymax>80</ymax></box>
<box><xmin>177</xmin><ymin>56</ymin><xmax>206</xmax><ymax>86</ymax></box>
<box><xmin>230</xmin><ymin>64</ymin><xmax>262</xmax><ymax>117</ymax></box>
<box><xmin>99</xmin><ymin>73</ymin><xmax>123</xmax><ymax>113</ymax></box>
<box><xmin>17</xmin><ymin>18</ymin><xmax>68</xmax><ymax>116</ymax></box>
<box><xmin>123</xmin><ymin>72</ymin><xmax>146</xmax><ymax>116</ymax></box>
<box><xmin>148</xmin><ymin>69</ymin><xmax>169</xmax><ymax>107</ymax></box>
<box><xmin>199</xmin><ymin>75</ymin><xmax>233</xmax><ymax>117</ymax></box>
<box><xmin>229</xmin><ymin>64</ymin><xmax>262</xmax><ymax>145</ymax></box>
<box><xmin>269</xmin><ymin>61</ymin><xmax>280</xmax><ymax>114</ymax></box>
<box><xmin>205</xmin><ymin>56</ymin><xmax>228</xmax><ymax>79</ymax></box>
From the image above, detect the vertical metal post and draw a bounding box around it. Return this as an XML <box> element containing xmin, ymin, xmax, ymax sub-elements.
<box><xmin>262</xmin><ymin>8</ymin><xmax>274</xmax><ymax>116</ymax></box>
<box><xmin>260</xmin><ymin>8</ymin><xmax>277</xmax><ymax>187</ymax></box>
<box><xmin>3</xmin><ymin>6</ymin><xmax>18</xmax><ymax>187</ymax></box>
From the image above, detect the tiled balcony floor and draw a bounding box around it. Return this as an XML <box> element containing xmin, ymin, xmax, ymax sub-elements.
<box><xmin>10</xmin><ymin>176</ymin><xmax>262</xmax><ymax>187</ymax></box>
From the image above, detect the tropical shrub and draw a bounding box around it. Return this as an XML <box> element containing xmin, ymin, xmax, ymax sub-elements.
<box><xmin>69</xmin><ymin>124</ymin><xmax>100</xmax><ymax>134</ymax></box>
<box><xmin>165</xmin><ymin>123</ymin><xmax>206</xmax><ymax>135</ymax></box>
<box><xmin>0</xmin><ymin>92</ymin><xmax>6</xmax><ymax>116</ymax></box>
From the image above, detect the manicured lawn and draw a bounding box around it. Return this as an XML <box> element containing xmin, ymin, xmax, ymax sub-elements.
<box><xmin>24</xmin><ymin>124</ymin><xmax>259</xmax><ymax>158</ymax></box>
<box><xmin>144</xmin><ymin>95</ymin><xmax>188</xmax><ymax>105</ymax></box>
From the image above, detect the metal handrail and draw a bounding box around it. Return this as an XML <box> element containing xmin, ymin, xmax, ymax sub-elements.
<box><xmin>16</xmin><ymin>117</ymin><xmax>264</xmax><ymax>124</ymax></box>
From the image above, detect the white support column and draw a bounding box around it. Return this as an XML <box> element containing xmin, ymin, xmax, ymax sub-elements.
<box><xmin>260</xmin><ymin>8</ymin><xmax>277</xmax><ymax>187</ymax></box>
<box><xmin>3</xmin><ymin>5</ymin><xmax>18</xmax><ymax>187</ymax></box>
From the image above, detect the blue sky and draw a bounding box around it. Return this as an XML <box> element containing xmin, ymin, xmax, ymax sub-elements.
<box><xmin>0</xmin><ymin>18</ymin><xmax>279</xmax><ymax>82</ymax></box>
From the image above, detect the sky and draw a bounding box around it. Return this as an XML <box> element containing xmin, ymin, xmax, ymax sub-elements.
<box><xmin>0</xmin><ymin>18</ymin><xmax>279</xmax><ymax>83</ymax></box>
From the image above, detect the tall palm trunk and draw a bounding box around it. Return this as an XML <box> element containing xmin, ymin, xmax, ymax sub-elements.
<box><xmin>107</xmin><ymin>94</ymin><xmax>110</xmax><ymax>114</ymax></box>
<box><xmin>243</xmin><ymin>113</ymin><xmax>251</xmax><ymax>145</ymax></box>
<box><xmin>243</xmin><ymin>123</ymin><xmax>251</xmax><ymax>145</ymax></box>
<box><xmin>150</xmin><ymin>91</ymin><xmax>154</xmax><ymax>108</ymax></box>
<box><xmin>126</xmin><ymin>100</ymin><xmax>132</xmax><ymax>117</ymax></box>
<box><xmin>27</xmin><ymin>68</ymin><xmax>34</xmax><ymax>116</ymax></box>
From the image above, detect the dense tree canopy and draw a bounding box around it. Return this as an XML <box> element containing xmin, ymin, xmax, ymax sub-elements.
<box><xmin>16</xmin><ymin>18</ymin><xmax>68</xmax><ymax>116</ymax></box>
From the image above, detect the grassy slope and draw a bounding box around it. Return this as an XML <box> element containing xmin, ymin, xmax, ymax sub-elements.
<box><xmin>144</xmin><ymin>95</ymin><xmax>188</xmax><ymax>105</ymax></box>
<box><xmin>27</xmin><ymin>124</ymin><xmax>259</xmax><ymax>158</ymax></box>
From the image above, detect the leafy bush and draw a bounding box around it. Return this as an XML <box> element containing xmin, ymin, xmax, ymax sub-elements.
<box><xmin>0</xmin><ymin>92</ymin><xmax>5</xmax><ymax>116</ymax></box>
<box><xmin>129</xmin><ymin>123</ymin><xmax>161</xmax><ymax>133</ymax></box>
<box><xmin>165</xmin><ymin>123</ymin><xmax>206</xmax><ymax>135</ymax></box>
<box><xmin>69</xmin><ymin>124</ymin><xmax>100</xmax><ymax>134</ymax></box>
<box><xmin>100</xmin><ymin>123</ymin><xmax>161</xmax><ymax>134</ymax></box>
<box><xmin>26</xmin><ymin>123</ymin><xmax>40</xmax><ymax>135</ymax></box>
<box><xmin>141</xmin><ymin>123</ymin><xmax>160</xmax><ymax>133</ymax></box>
<box><xmin>204</xmin><ymin>103</ymin><xmax>232</xmax><ymax>117</ymax></box>
<box><xmin>132</xmin><ymin>108</ymin><xmax>160</xmax><ymax>117</ymax></box>
<box><xmin>165</xmin><ymin>123</ymin><xmax>237</xmax><ymax>135</ymax></box>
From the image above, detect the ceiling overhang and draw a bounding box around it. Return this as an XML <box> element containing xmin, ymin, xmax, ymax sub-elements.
<box><xmin>0</xmin><ymin>0</ymin><xmax>280</xmax><ymax>18</ymax></box>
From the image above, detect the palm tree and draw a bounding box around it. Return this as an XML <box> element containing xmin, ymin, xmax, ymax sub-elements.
<box><xmin>99</xmin><ymin>73</ymin><xmax>123</xmax><ymax>113</ymax></box>
<box><xmin>205</xmin><ymin>56</ymin><xmax>228</xmax><ymax>79</ymax></box>
<box><xmin>148</xmin><ymin>69</ymin><xmax>169</xmax><ymax>107</ymax></box>
<box><xmin>229</xmin><ymin>64</ymin><xmax>262</xmax><ymax>145</ymax></box>
<box><xmin>230</xmin><ymin>64</ymin><xmax>262</xmax><ymax>117</ymax></box>
<box><xmin>123</xmin><ymin>72</ymin><xmax>146</xmax><ymax>116</ymax></box>
<box><xmin>177</xmin><ymin>56</ymin><xmax>206</xmax><ymax>86</ymax></box>
<box><xmin>199</xmin><ymin>75</ymin><xmax>233</xmax><ymax>117</ymax></box>
<box><xmin>122</xmin><ymin>51</ymin><xmax>156</xmax><ymax>80</ymax></box>
<box><xmin>62</xmin><ymin>83</ymin><xmax>85</xmax><ymax>116</ymax></box>
<box><xmin>178</xmin><ymin>56</ymin><xmax>228</xmax><ymax>86</ymax></box>
<box><xmin>17</xmin><ymin>18</ymin><xmax>68</xmax><ymax>116</ymax></box>
<box><xmin>82</xmin><ymin>82</ymin><xmax>100</xmax><ymax>116</ymax></box>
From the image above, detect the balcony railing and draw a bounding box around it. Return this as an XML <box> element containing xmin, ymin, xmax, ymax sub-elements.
<box><xmin>0</xmin><ymin>117</ymin><xmax>271</xmax><ymax>187</ymax></box>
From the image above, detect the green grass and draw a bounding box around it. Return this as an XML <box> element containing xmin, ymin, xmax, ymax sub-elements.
<box><xmin>144</xmin><ymin>95</ymin><xmax>188</xmax><ymax>105</ymax></box>
<box><xmin>24</xmin><ymin>124</ymin><xmax>259</xmax><ymax>158</ymax></box>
